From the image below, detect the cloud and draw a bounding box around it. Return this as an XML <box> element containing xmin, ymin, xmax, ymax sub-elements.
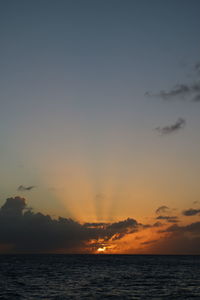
<box><xmin>155</xmin><ymin>206</ymin><xmax>169</xmax><ymax>215</ymax></box>
<box><xmin>148</xmin><ymin>234</ymin><xmax>200</xmax><ymax>255</ymax></box>
<box><xmin>141</xmin><ymin>239</ymin><xmax>158</xmax><ymax>245</ymax></box>
<box><xmin>182</xmin><ymin>221</ymin><xmax>200</xmax><ymax>233</ymax></box>
<box><xmin>156</xmin><ymin>215</ymin><xmax>179</xmax><ymax>223</ymax></box>
<box><xmin>146</xmin><ymin>82</ymin><xmax>200</xmax><ymax>102</ymax></box>
<box><xmin>146</xmin><ymin>59</ymin><xmax>200</xmax><ymax>102</ymax></box>
<box><xmin>194</xmin><ymin>62</ymin><xmax>200</xmax><ymax>75</ymax></box>
<box><xmin>155</xmin><ymin>118</ymin><xmax>186</xmax><ymax>135</ymax></box>
<box><xmin>152</xmin><ymin>221</ymin><xmax>164</xmax><ymax>227</ymax></box>
<box><xmin>160</xmin><ymin>221</ymin><xmax>200</xmax><ymax>234</ymax></box>
<box><xmin>17</xmin><ymin>185</ymin><xmax>36</xmax><ymax>191</ymax></box>
<box><xmin>0</xmin><ymin>196</ymin><xmax>26</xmax><ymax>216</ymax></box>
<box><xmin>106</xmin><ymin>218</ymin><xmax>140</xmax><ymax>240</ymax></box>
<box><xmin>145</xmin><ymin>221</ymin><xmax>200</xmax><ymax>254</ymax></box>
<box><xmin>83</xmin><ymin>222</ymin><xmax>108</xmax><ymax>228</ymax></box>
<box><xmin>193</xmin><ymin>200</ymin><xmax>199</xmax><ymax>205</ymax></box>
<box><xmin>1</xmin><ymin>197</ymin><xmax>200</xmax><ymax>254</ymax></box>
<box><xmin>193</xmin><ymin>94</ymin><xmax>200</xmax><ymax>102</ymax></box>
<box><xmin>182</xmin><ymin>208</ymin><xmax>200</xmax><ymax>216</ymax></box>
<box><xmin>156</xmin><ymin>84</ymin><xmax>191</xmax><ymax>99</ymax></box>
<box><xmin>0</xmin><ymin>197</ymin><xmax>140</xmax><ymax>253</ymax></box>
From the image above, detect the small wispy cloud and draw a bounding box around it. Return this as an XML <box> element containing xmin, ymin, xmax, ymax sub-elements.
<box><xmin>182</xmin><ymin>208</ymin><xmax>200</xmax><ymax>216</ymax></box>
<box><xmin>194</xmin><ymin>62</ymin><xmax>200</xmax><ymax>76</ymax></box>
<box><xmin>155</xmin><ymin>206</ymin><xmax>169</xmax><ymax>215</ymax></box>
<box><xmin>17</xmin><ymin>185</ymin><xmax>36</xmax><ymax>192</ymax></box>
<box><xmin>155</xmin><ymin>118</ymin><xmax>186</xmax><ymax>135</ymax></box>
<box><xmin>145</xmin><ymin>82</ymin><xmax>200</xmax><ymax>102</ymax></box>
<box><xmin>156</xmin><ymin>215</ymin><xmax>179</xmax><ymax>223</ymax></box>
<box><xmin>193</xmin><ymin>200</ymin><xmax>199</xmax><ymax>205</ymax></box>
<box><xmin>153</xmin><ymin>84</ymin><xmax>191</xmax><ymax>100</ymax></box>
<box><xmin>145</xmin><ymin>60</ymin><xmax>200</xmax><ymax>102</ymax></box>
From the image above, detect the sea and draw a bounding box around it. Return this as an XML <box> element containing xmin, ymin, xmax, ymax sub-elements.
<box><xmin>0</xmin><ymin>255</ymin><xmax>199</xmax><ymax>299</ymax></box>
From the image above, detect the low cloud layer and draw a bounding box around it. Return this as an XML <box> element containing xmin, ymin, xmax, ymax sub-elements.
<box><xmin>155</xmin><ymin>118</ymin><xmax>186</xmax><ymax>135</ymax></box>
<box><xmin>160</xmin><ymin>221</ymin><xmax>200</xmax><ymax>234</ymax></box>
<box><xmin>17</xmin><ymin>185</ymin><xmax>35</xmax><ymax>192</ymax></box>
<box><xmin>0</xmin><ymin>197</ymin><xmax>199</xmax><ymax>254</ymax></box>
<box><xmin>148</xmin><ymin>222</ymin><xmax>200</xmax><ymax>254</ymax></box>
<box><xmin>0</xmin><ymin>197</ymin><xmax>140</xmax><ymax>253</ymax></box>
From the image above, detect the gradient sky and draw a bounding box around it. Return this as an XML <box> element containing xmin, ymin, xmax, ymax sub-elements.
<box><xmin>1</xmin><ymin>0</ymin><xmax>200</xmax><ymax>253</ymax></box>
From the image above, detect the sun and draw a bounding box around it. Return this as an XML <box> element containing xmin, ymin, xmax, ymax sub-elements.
<box><xmin>97</xmin><ymin>247</ymin><xmax>106</xmax><ymax>253</ymax></box>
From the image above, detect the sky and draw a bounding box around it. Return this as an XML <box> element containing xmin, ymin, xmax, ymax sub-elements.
<box><xmin>0</xmin><ymin>0</ymin><xmax>200</xmax><ymax>254</ymax></box>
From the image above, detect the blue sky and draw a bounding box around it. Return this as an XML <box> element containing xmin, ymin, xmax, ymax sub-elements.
<box><xmin>1</xmin><ymin>0</ymin><xmax>200</xmax><ymax>223</ymax></box>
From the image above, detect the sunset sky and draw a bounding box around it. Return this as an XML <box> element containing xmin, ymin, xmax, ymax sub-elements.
<box><xmin>0</xmin><ymin>0</ymin><xmax>200</xmax><ymax>254</ymax></box>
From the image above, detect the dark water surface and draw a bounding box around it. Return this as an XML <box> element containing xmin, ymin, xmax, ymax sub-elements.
<box><xmin>0</xmin><ymin>255</ymin><xmax>200</xmax><ymax>299</ymax></box>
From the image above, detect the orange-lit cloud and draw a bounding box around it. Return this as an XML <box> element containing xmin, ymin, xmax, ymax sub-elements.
<box><xmin>0</xmin><ymin>196</ymin><xmax>200</xmax><ymax>254</ymax></box>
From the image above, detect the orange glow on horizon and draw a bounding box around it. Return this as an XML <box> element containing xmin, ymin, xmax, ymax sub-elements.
<box><xmin>97</xmin><ymin>247</ymin><xmax>106</xmax><ymax>253</ymax></box>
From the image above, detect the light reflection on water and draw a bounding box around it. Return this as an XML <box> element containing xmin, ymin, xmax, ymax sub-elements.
<box><xmin>0</xmin><ymin>254</ymin><xmax>200</xmax><ymax>299</ymax></box>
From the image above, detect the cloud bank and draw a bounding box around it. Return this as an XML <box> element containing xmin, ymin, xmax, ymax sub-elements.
<box><xmin>0</xmin><ymin>197</ymin><xmax>199</xmax><ymax>254</ymax></box>
<box><xmin>0</xmin><ymin>197</ymin><xmax>140</xmax><ymax>253</ymax></box>
<box><xmin>147</xmin><ymin>221</ymin><xmax>200</xmax><ymax>254</ymax></box>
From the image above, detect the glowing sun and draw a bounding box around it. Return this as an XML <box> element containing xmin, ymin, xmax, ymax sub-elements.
<box><xmin>97</xmin><ymin>247</ymin><xmax>106</xmax><ymax>253</ymax></box>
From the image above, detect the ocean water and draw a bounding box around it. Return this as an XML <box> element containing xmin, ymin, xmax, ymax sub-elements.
<box><xmin>0</xmin><ymin>255</ymin><xmax>200</xmax><ymax>299</ymax></box>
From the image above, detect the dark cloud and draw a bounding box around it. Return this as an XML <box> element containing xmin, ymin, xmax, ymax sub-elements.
<box><xmin>155</xmin><ymin>118</ymin><xmax>186</xmax><ymax>135</ymax></box>
<box><xmin>193</xmin><ymin>94</ymin><xmax>200</xmax><ymax>102</ymax></box>
<box><xmin>0</xmin><ymin>196</ymin><xmax>26</xmax><ymax>216</ymax></box>
<box><xmin>1</xmin><ymin>197</ymin><xmax>199</xmax><ymax>254</ymax></box>
<box><xmin>148</xmin><ymin>234</ymin><xmax>200</xmax><ymax>255</ymax></box>
<box><xmin>159</xmin><ymin>221</ymin><xmax>200</xmax><ymax>234</ymax></box>
<box><xmin>0</xmin><ymin>197</ymin><xmax>140</xmax><ymax>253</ymax></box>
<box><xmin>156</xmin><ymin>215</ymin><xmax>179</xmax><ymax>223</ymax></box>
<box><xmin>141</xmin><ymin>239</ymin><xmax>158</xmax><ymax>245</ymax></box>
<box><xmin>155</xmin><ymin>206</ymin><xmax>169</xmax><ymax>215</ymax></box>
<box><xmin>83</xmin><ymin>222</ymin><xmax>108</xmax><ymax>228</ymax></box>
<box><xmin>182</xmin><ymin>208</ymin><xmax>200</xmax><ymax>216</ymax></box>
<box><xmin>17</xmin><ymin>185</ymin><xmax>36</xmax><ymax>192</ymax></box>
<box><xmin>146</xmin><ymin>221</ymin><xmax>200</xmax><ymax>254</ymax></box>
<box><xmin>106</xmin><ymin>218</ymin><xmax>140</xmax><ymax>240</ymax></box>
<box><xmin>182</xmin><ymin>221</ymin><xmax>200</xmax><ymax>233</ymax></box>
<box><xmin>152</xmin><ymin>221</ymin><xmax>164</xmax><ymax>227</ymax></box>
